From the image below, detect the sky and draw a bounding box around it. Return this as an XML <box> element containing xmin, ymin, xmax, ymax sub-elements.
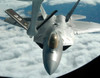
<box><xmin>0</xmin><ymin>0</ymin><xmax>100</xmax><ymax>78</ymax></box>
<box><xmin>45</xmin><ymin>0</ymin><xmax>100</xmax><ymax>5</ymax></box>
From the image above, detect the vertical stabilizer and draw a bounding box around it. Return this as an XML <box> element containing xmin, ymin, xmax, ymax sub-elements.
<box><xmin>66</xmin><ymin>0</ymin><xmax>80</xmax><ymax>22</ymax></box>
<box><xmin>40</xmin><ymin>5</ymin><xmax>47</xmax><ymax>20</ymax></box>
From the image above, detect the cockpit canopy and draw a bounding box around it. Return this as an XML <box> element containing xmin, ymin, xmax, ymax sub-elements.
<box><xmin>48</xmin><ymin>33</ymin><xmax>58</xmax><ymax>49</ymax></box>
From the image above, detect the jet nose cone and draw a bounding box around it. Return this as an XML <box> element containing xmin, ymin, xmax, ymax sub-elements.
<box><xmin>43</xmin><ymin>50</ymin><xmax>62</xmax><ymax>75</ymax></box>
<box><xmin>45</xmin><ymin>60</ymin><xmax>58</xmax><ymax>75</ymax></box>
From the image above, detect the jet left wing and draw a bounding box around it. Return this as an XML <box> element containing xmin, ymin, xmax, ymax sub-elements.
<box><xmin>72</xmin><ymin>21</ymin><xmax>100</xmax><ymax>34</ymax></box>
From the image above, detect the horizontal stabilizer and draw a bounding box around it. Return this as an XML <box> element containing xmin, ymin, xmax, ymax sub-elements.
<box><xmin>71</xmin><ymin>14</ymin><xmax>86</xmax><ymax>20</ymax></box>
<box><xmin>5</xmin><ymin>9</ymin><xmax>29</xmax><ymax>30</ymax></box>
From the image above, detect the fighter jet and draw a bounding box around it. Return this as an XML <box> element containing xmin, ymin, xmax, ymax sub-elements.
<box><xmin>2</xmin><ymin>0</ymin><xmax>100</xmax><ymax>75</ymax></box>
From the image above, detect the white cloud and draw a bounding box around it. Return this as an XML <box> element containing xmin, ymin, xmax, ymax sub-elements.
<box><xmin>0</xmin><ymin>0</ymin><xmax>30</xmax><ymax>17</ymax></box>
<box><xmin>45</xmin><ymin>0</ymin><xmax>100</xmax><ymax>5</ymax></box>
<box><xmin>0</xmin><ymin>0</ymin><xmax>100</xmax><ymax>78</ymax></box>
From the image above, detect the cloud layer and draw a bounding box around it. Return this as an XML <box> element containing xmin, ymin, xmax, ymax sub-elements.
<box><xmin>45</xmin><ymin>0</ymin><xmax>100</xmax><ymax>5</ymax></box>
<box><xmin>0</xmin><ymin>0</ymin><xmax>100</xmax><ymax>78</ymax></box>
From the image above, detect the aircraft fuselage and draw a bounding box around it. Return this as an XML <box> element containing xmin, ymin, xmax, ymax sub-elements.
<box><xmin>34</xmin><ymin>15</ymin><xmax>75</xmax><ymax>74</ymax></box>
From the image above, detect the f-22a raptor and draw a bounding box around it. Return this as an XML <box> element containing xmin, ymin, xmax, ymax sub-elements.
<box><xmin>3</xmin><ymin>0</ymin><xmax>100</xmax><ymax>75</ymax></box>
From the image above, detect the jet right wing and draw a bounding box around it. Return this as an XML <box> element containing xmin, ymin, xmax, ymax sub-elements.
<box><xmin>72</xmin><ymin>21</ymin><xmax>100</xmax><ymax>34</ymax></box>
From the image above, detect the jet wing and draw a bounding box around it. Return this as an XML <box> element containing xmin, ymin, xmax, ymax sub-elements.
<box><xmin>4</xmin><ymin>17</ymin><xmax>30</xmax><ymax>29</ymax></box>
<box><xmin>4</xmin><ymin>9</ymin><xmax>43</xmax><ymax>30</ymax></box>
<box><xmin>4</xmin><ymin>16</ymin><xmax>43</xmax><ymax>30</ymax></box>
<box><xmin>72</xmin><ymin>21</ymin><xmax>100</xmax><ymax>34</ymax></box>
